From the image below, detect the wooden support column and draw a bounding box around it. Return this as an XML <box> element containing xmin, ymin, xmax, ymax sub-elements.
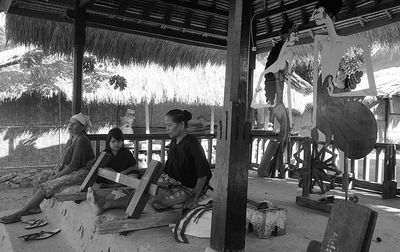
<box><xmin>72</xmin><ymin>0</ymin><xmax>86</xmax><ymax>114</ymax></box>
<box><xmin>209</xmin><ymin>0</ymin><xmax>252</xmax><ymax>251</ymax></box>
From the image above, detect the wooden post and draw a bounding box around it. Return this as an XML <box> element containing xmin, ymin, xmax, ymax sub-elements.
<box><xmin>209</xmin><ymin>0</ymin><xmax>252</xmax><ymax>251</ymax></box>
<box><xmin>145</xmin><ymin>101</ymin><xmax>150</xmax><ymax>134</ymax></box>
<box><xmin>210</xmin><ymin>106</ymin><xmax>215</xmax><ymax>134</ymax></box>
<box><xmin>72</xmin><ymin>0</ymin><xmax>85</xmax><ymax>114</ymax></box>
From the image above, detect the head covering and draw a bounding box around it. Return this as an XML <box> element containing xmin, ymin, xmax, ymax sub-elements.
<box><xmin>71</xmin><ymin>113</ymin><xmax>92</xmax><ymax>131</ymax></box>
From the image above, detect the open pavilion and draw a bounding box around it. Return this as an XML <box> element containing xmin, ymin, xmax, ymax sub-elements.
<box><xmin>1</xmin><ymin>0</ymin><xmax>400</xmax><ymax>251</ymax></box>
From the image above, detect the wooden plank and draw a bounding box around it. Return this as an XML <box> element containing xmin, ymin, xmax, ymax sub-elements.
<box><xmin>125</xmin><ymin>160</ymin><xmax>164</xmax><ymax>218</ymax></box>
<box><xmin>55</xmin><ymin>187</ymin><xmax>131</xmax><ymax>202</ymax></box>
<box><xmin>210</xmin><ymin>0</ymin><xmax>252</xmax><ymax>250</ymax></box>
<box><xmin>207</xmin><ymin>138</ymin><xmax>213</xmax><ymax>164</ymax></box>
<box><xmin>302</xmin><ymin>138</ymin><xmax>312</xmax><ymax>197</ymax></box>
<box><xmin>80</xmin><ymin>152</ymin><xmax>111</xmax><ymax>192</ymax></box>
<box><xmin>160</xmin><ymin>139</ymin><xmax>166</xmax><ymax>163</ymax></box>
<box><xmin>97</xmin><ymin>168</ymin><xmax>158</xmax><ymax>196</ymax></box>
<box><xmin>95</xmin><ymin>140</ymin><xmax>100</xmax><ymax>156</ymax></box>
<box><xmin>295</xmin><ymin>196</ymin><xmax>332</xmax><ymax>213</ymax></box>
<box><xmin>147</xmin><ymin>139</ymin><xmax>153</xmax><ymax>165</ymax></box>
<box><xmin>321</xmin><ymin>200</ymin><xmax>377</xmax><ymax>252</ymax></box>
<box><xmin>134</xmin><ymin>140</ymin><xmax>139</xmax><ymax>162</ymax></box>
<box><xmin>97</xmin><ymin>209</ymin><xmax>182</xmax><ymax>234</ymax></box>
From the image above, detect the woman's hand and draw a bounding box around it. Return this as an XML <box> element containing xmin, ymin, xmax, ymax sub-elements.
<box><xmin>183</xmin><ymin>194</ymin><xmax>199</xmax><ymax>209</ymax></box>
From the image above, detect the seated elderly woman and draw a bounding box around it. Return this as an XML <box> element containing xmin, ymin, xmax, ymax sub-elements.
<box><xmin>0</xmin><ymin>113</ymin><xmax>95</xmax><ymax>224</ymax></box>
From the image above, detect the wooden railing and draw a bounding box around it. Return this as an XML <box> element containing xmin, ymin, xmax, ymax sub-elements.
<box><xmin>87</xmin><ymin>133</ymin><xmax>216</xmax><ymax>168</ymax></box>
<box><xmin>249</xmin><ymin>130</ymin><xmax>399</xmax><ymax>198</ymax></box>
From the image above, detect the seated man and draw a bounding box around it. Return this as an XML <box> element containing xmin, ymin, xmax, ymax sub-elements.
<box><xmin>87</xmin><ymin>109</ymin><xmax>212</xmax><ymax>215</ymax></box>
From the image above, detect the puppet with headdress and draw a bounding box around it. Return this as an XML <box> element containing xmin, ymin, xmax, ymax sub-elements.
<box><xmin>253</xmin><ymin>21</ymin><xmax>298</xmax><ymax>177</ymax></box>
<box><xmin>310</xmin><ymin>0</ymin><xmax>377</xmax><ymax>159</ymax></box>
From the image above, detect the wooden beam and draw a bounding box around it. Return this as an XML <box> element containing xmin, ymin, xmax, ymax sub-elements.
<box><xmin>209</xmin><ymin>0</ymin><xmax>252</xmax><ymax>250</ymax></box>
<box><xmin>255</xmin><ymin>0</ymin><xmax>317</xmax><ymax>20</ymax></box>
<box><xmin>85</xmin><ymin>13</ymin><xmax>227</xmax><ymax>49</ymax></box>
<box><xmin>97</xmin><ymin>168</ymin><xmax>158</xmax><ymax>196</ymax></box>
<box><xmin>118</xmin><ymin>0</ymin><xmax>132</xmax><ymax>14</ymax></box>
<box><xmin>80</xmin><ymin>152</ymin><xmax>111</xmax><ymax>192</ymax></box>
<box><xmin>265</xmin><ymin>17</ymin><xmax>272</xmax><ymax>33</ymax></box>
<box><xmin>156</xmin><ymin>0</ymin><xmax>228</xmax><ymax>19</ymax></box>
<box><xmin>143</xmin><ymin>1</ymin><xmax>155</xmax><ymax>20</ymax></box>
<box><xmin>72</xmin><ymin>0</ymin><xmax>85</xmax><ymax>114</ymax></box>
<box><xmin>300</xmin><ymin>7</ymin><xmax>308</xmax><ymax>25</ymax></box>
<box><xmin>80</xmin><ymin>0</ymin><xmax>96</xmax><ymax>8</ymax></box>
<box><xmin>185</xmin><ymin>10</ymin><xmax>194</xmax><ymax>28</ymax></box>
<box><xmin>55</xmin><ymin>187</ymin><xmax>132</xmax><ymax>202</ymax></box>
<box><xmin>207</xmin><ymin>15</ymin><xmax>214</xmax><ymax>31</ymax></box>
<box><xmin>97</xmin><ymin>209</ymin><xmax>182</xmax><ymax>234</ymax></box>
<box><xmin>281</xmin><ymin>12</ymin><xmax>289</xmax><ymax>24</ymax></box>
<box><xmin>125</xmin><ymin>160</ymin><xmax>163</xmax><ymax>218</ymax></box>
<box><xmin>164</xmin><ymin>6</ymin><xmax>175</xmax><ymax>24</ymax></box>
<box><xmin>345</xmin><ymin>0</ymin><xmax>355</xmax><ymax>13</ymax></box>
<box><xmin>256</xmin><ymin>0</ymin><xmax>400</xmax><ymax>52</ymax></box>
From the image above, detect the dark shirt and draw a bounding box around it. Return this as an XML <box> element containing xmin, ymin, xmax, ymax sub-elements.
<box><xmin>165</xmin><ymin>134</ymin><xmax>212</xmax><ymax>188</ymax></box>
<box><xmin>103</xmin><ymin>148</ymin><xmax>137</xmax><ymax>173</ymax></box>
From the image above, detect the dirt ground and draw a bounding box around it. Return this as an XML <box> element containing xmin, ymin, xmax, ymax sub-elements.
<box><xmin>0</xmin><ymin>188</ymin><xmax>32</xmax><ymax>212</ymax></box>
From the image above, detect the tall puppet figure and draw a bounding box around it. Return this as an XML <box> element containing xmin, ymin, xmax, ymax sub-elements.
<box><xmin>252</xmin><ymin>21</ymin><xmax>298</xmax><ymax>177</ymax></box>
<box><xmin>254</xmin><ymin>21</ymin><xmax>299</xmax><ymax>148</ymax></box>
<box><xmin>310</xmin><ymin>0</ymin><xmax>377</xmax><ymax>160</ymax></box>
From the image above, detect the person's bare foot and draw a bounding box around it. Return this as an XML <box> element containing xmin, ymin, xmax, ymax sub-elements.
<box><xmin>87</xmin><ymin>187</ymin><xmax>107</xmax><ymax>216</ymax></box>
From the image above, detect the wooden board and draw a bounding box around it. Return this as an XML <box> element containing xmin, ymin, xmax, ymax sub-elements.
<box><xmin>55</xmin><ymin>187</ymin><xmax>133</xmax><ymax>202</ymax></box>
<box><xmin>258</xmin><ymin>140</ymin><xmax>279</xmax><ymax>177</ymax></box>
<box><xmin>321</xmin><ymin>200</ymin><xmax>377</xmax><ymax>252</ymax></box>
<box><xmin>125</xmin><ymin>160</ymin><xmax>164</xmax><ymax>218</ymax></box>
<box><xmin>80</xmin><ymin>151</ymin><xmax>111</xmax><ymax>192</ymax></box>
<box><xmin>97</xmin><ymin>209</ymin><xmax>181</xmax><ymax>234</ymax></box>
<box><xmin>295</xmin><ymin>196</ymin><xmax>332</xmax><ymax>213</ymax></box>
<box><xmin>97</xmin><ymin>168</ymin><xmax>158</xmax><ymax>196</ymax></box>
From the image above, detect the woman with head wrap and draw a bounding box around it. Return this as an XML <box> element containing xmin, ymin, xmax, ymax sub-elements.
<box><xmin>0</xmin><ymin>113</ymin><xmax>95</xmax><ymax>224</ymax></box>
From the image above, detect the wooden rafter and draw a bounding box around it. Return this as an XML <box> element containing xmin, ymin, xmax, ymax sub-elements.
<box><xmin>86</xmin><ymin>5</ymin><xmax>227</xmax><ymax>37</ymax></box>
<box><xmin>118</xmin><ymin>0</ymin><xmax>133</xmax><ymax>14</ymax></box>
<box><xmin>207</xmin><ymin>15</ymin><xmax>214</xmax><ymax>31</ymax></box>
<box><xmin>300</xmin><ymin>7</ymin><xmax>308</xmax><ymax>25</ymax></box>
<box><xmin>255</xmin><ymin>0</ymin><xmax>317</xmax><ymax>20</ymax></box>
<box><xmin>265</xmin><ymin>17</ymin><xmax>272</xmax><ymax>33</ymax></box>
<box><xmin>8</xmin><ymin>7</ymin><xmax>227</xmax><ymax>50</ymax></box>
<box><xmin>345</xmin><ymin>0</ymin><xmax>355</xmax><ymax>13</ymax></box>
<box><xmin>185</xmin><ymin>10</ymin><xmax>194</xmax><ymax>28</ymax></box>
<box><xmin>156</xmin><ymin>0</ymin><xmax>228</xmax><ymax>19</ymax></box>
<box><xmin>164</xmin><ymin>6</ymin><xmax>174</xmax><ymax>24</ymax></box>
<box><xmin>257</xmin><ymin>0</ymin><xmax>400</xmax><ymax>45</ymax></box>
<box><xmin>143</xmin><ymin>1</ymin><xmax>155</xmax><ymax>20</ymax></box>
<box><xmin>80</xmin><ymin>0</ymin><xmax>97</xmax><ymax>8</ymax></box>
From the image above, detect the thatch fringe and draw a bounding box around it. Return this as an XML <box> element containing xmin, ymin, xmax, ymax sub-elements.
<box><xmin>6</xmin><ymin>14</ymin><xmax>226</xmax><ymax>68</ymax></box>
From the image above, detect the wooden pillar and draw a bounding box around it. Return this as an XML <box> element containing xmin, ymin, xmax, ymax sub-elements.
<box><xmin>210</xmin><ymin>107</ymin><xmax>215</xmax><ymax>134</ymax></box>
<box><xmin>209</xmin><ymin>0</ymin><xmax>252</xmax><ymax>251</ymax></box>
<box><xmin>145</xmin><ymin>101</ymin><xmax>150</xmax><ymax>134</ymax></box>
<box><xmin>72</xmin><ymin>0</ymin><xmax>86</xmax><ymax>114</ymax></box>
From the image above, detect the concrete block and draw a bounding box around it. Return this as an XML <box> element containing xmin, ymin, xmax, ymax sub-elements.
<box><xmin>246</xmin><ymin>204</ymin><xmax>287</xmax><ymax>239</ymax></box>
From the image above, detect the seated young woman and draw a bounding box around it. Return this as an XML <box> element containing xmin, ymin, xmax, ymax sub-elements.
<box><xmin>0</xmin><ymin>113</ymin><xmax>95</xmax><ymax>224</ymax></box>
<box><xmin>87</xmin><ymin>109</ymin><xmax>212</xmax><ymax>215</ymax></box>
<box><xmin>96</xmin><ymin>127</ymin><xmax>138</xmax><ymax>187</ymax></box>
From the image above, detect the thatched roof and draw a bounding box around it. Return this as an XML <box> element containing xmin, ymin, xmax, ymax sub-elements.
<box><xmin>5</xmin><ymin>14</ymin><xmax>226</xmax><ymax>68</ymax></box>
